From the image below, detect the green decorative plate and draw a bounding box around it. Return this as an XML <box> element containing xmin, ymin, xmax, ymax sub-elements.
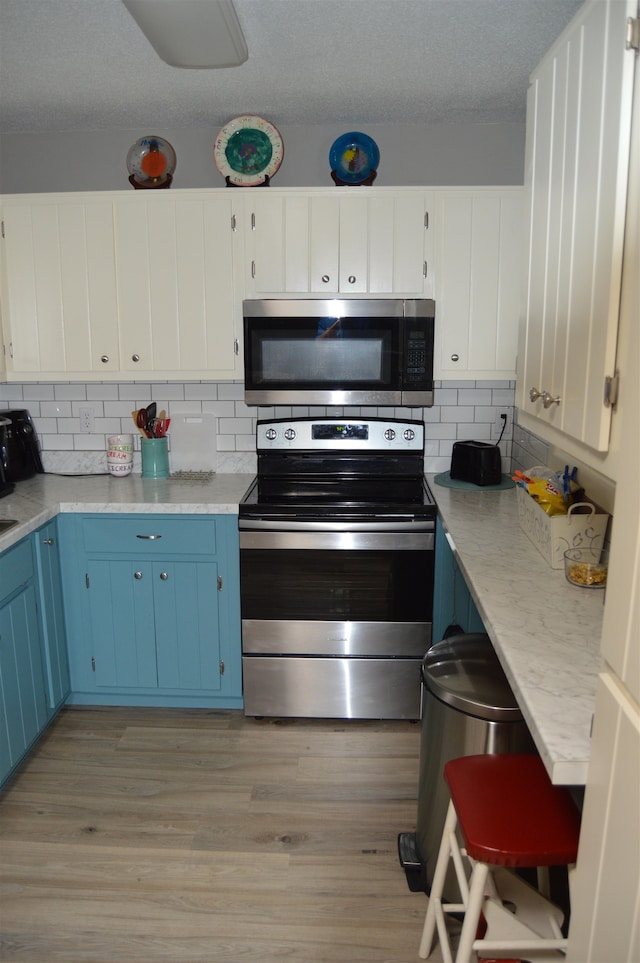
<box><xmin>213</xmin><ymin>115</ymin><xmax>284</xmax><ymax>186</ymax></box>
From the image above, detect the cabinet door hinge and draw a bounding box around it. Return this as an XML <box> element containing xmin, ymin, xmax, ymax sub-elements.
<box><xmin>626</xmin><ymin>16</ymin><xmax>640</xmax><ymax>51</ymax></box>
<box><xmin>217</xmin><ymin>575</ymin><xmax>223</xmax><ymax>591</ymax></box>
<box><xmin>604</xmin><ymin>371</ymin><xmax>620</xmax><ymax>408</ymax></box>
<box><xmin>219</xmin><ymin>659</ymin><xmax>225</xmax><ymax>676</ymax></box>
<box><xmin>91</xmin><ymin>657</ymin><xmax>96</xmax><ymax>672</ymax></box>
<box><xmin>85</xmin><ymin>572</ymin><xmax>90</xmax><ymax>589</ymax></box>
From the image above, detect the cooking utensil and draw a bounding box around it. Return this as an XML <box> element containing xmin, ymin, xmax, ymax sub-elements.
<box><xmin>136</xmin><ymin>408</ymin><xmax>151</xmax><ymax>438</ymax></box>
<box><xmin>145</xmin><ymin>403</ymin><xmax>157</xmax><ymax>437</ymax></box>
<box><xmin>132</xmin><ymin>410</ymin><xmax>148</xmax><ymax>437</ymax></box>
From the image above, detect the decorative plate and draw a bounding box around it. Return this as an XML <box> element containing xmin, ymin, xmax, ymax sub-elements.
<box><xmin>126</xmin><ymin>135</ymin><xmax>176</xmax><ymax>188</ymax></box>
<box><xmin>329</xmin><ymin>131</ymin><xmax>380</xmax><ymax>184</ymax></box>
<box><xmin>214</xmin><ymin>115</ymin><xmax>284</xmax><ymax>186</ymax></box>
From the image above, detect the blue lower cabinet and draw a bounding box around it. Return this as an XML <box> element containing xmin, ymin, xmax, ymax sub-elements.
<box><xmin>34</xmin><ymin>519</ymin><xmax>71</xmax><ymax>713</ymax></box>
<box><xmin>61</xmin><ymin>513</ymin><xmax>242</xmax><ymax>708</ymax></box>
<box><xmin>433</xmin><ymin>516</ymin><xmax>485</xmax><ymax>643</ymax></box>
<box><xmin>0</xmin><ymin>537</ymin><xmax>49</xmax><ymax>786</ymax></box>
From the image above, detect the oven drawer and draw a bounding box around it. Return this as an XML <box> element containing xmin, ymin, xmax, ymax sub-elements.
<box><xmin>242</xmin><ymin>655</ymin><xmax>422</xmax><ymax>720</ymax></box>
<box><xmin>242</xmin><ymin>618</ymin><xmax>430</xmax><ymax>657</ymax></box>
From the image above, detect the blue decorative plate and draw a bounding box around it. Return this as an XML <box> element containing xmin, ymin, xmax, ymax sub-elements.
<box><xmin>329</xmin><ymin>131</ymin><xmax>380</xmax><ymax>184</ymax></box>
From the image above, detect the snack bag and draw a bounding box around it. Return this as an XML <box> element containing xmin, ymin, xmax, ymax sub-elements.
<box><xmin>527</xmin><ymin>477</ymin><xmax>567</xmax><ymax>516</ymax></box>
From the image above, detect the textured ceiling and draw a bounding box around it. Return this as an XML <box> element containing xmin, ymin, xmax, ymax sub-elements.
<box><xmin>0</xmin><ymin>0</ymin><xmax>583</xmax><ymax>134</ymax></box>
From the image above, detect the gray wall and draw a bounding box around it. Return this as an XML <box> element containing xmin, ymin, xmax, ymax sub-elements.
<box><xmin>0</xmin><ymin>123</ymin><xmax>524</xmax><ymax>193</ymax></box>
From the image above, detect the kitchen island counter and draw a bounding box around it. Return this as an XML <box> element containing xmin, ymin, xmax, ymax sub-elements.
<box><xmin>428</xmin><ymin>476</ymin><xmax>604</xmax><ymax>786</ymax></box>
<box><xmin>0</xmin><ymin>472</ymin><xmax>254</xmax><ymax>552</ymax></box>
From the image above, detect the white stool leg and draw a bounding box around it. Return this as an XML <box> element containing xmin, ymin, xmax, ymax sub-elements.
<box><xmin>419</xmin><ymin>799</ymin><xmax>458</xmax><ymax>960</ymax></box>
<box><xmin>454</xmin><ymin>861</ymin><xmax>489</xmax><ymax>963</ymax></box>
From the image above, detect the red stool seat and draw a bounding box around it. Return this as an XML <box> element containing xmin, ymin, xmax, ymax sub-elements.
<box><xmin>444</xmin><ymin>753</ymin><xmax>581</xmax><ymax>868</ymax></box>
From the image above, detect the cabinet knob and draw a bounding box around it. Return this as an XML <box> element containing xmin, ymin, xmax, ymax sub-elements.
<box><xmin>42</xmin><ymin>537</ymin><xmax>54</xmax><ymax>545</ymax></box>
<box><xmin>348</xmin><ymin>275</ymin><xmax>356</xmax><ymax>284</ymax></box>
<box><xmin>542</xmin><ymin>391</ymin><xmax>562</xmax><ymax>409</ymax></box>
<box><xmin>101</xmin><ymin>355</ymin><xmax>109</xmax><ymax>364</ymax></box>
<box><xmin>450</xmin><ymin>354</ymin><xmax>459</xmax><ymax>362</ymax></box>
<box><xmin>131</xmin><ymin>354</ymin><xmax>140</xmax><ymax>363</ymax></box>
<box><xmin>322</xmin><ymin>275</ymin><xmax>330</xmax><ymax>284</ymax></box>
<box><xmin>159</xmin><ymin>571</ymin><xmax>168</xmax><ymax>581</ymax></box>
<box><xmin>134</xmin><ymin>571</ymin><xmax>143</xmax><ymax>579</ymax></box>
<box><xmin>529</xmin><ymin>387</ymin><xmax>542</xmax><ymax>402</ymax></box>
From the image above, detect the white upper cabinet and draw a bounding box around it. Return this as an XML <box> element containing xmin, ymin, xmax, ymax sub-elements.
<box><xmin>432</xmin><ymin>189</ymin><xmax>523</xmax><ymax>380</ymax></box>
<box><xmin>113</xmin><ymin>192</ymin><xmax>241</xmax><ymax>379</ymax></box>
<box><xmin>243</xmin><ymin>189</ymin><xmax>433</xmax><ymax>297</ymax></box>
<box><xmin>517</xmin><ymin>0</ymin><xmax>636</xmax><ymax>451</ymax></box>
<box><xmin>1</xmin><ymin>195</ymin><xmax>120</xmax><ymax>377</ymax></box>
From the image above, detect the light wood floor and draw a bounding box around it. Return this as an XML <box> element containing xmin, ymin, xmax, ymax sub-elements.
<box><xmin>0</xmin><ymin>706</ymin><xmax>433</xmax><ymax>962</ymax></box>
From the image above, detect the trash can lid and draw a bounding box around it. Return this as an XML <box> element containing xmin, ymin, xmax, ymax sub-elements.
<box><xmin>422</xmin><ymin>633</ymin><xmax>523</xmax><ymax>721</ymax></box>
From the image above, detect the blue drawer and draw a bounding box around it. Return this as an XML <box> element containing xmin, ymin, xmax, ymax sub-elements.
<box><xmin>81</xmin><ymin>516</ymin><xmax>217</xmax><ymax>556</ymax></box>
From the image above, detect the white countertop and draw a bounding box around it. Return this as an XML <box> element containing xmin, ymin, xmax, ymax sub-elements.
<box><xmin>428</xmin><ymin>475</ymin><xmax>604</xmax><ymax>786</ymax></box>
<box><xmin>0</xmin><ymin>471</ymin><xmax>602</xmax><ymax>785</ymax></box>
<box><xmin>0</xmin><ymin>472</ymin><xmax>254</xmax><ymax>551</ymax></box>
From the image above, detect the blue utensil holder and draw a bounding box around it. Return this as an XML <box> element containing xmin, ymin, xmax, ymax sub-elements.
<box><xmin>141</xmin><ymin>437</ymin><xmax>169</xmax><ymax>479</ymax></box>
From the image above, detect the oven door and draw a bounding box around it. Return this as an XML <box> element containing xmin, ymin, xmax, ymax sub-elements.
<box><xmin>240</xmin><ymin>527</ymin><xmax>434</xmax><ymax>719</ymax></box>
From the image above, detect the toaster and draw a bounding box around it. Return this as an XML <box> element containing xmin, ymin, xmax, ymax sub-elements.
<box><xmin>450</xmin><ymin>440</ymin><xmax>502</xmax><ymax>487</ymax></box>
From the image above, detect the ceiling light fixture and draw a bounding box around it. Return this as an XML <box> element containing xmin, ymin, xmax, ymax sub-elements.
<box><xmin>121</xmin><ymin>0</ymin><xmax>248</xmax><ymax>69</ymax></box>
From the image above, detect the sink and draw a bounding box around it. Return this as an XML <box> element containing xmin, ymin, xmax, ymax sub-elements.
<box><xmin>0</xmin><ymin>519</ymin><xmax>19</xmax><ymax>534</ymax></box>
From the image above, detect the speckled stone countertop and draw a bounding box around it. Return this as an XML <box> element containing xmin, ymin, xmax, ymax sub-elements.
<box><xmin>0</xmin><ymin>472</ymin><xmax>254</xmax><ymax>551</ymax></box>
<box><xmin>428</xmin><ymin>475</ymin><xmax>604</xmax><ymax>787</ymax></box>
<box><xmin>0</xmin><ymin>472</ymin><xmax>602</xmax><ymax>785</ymax></box>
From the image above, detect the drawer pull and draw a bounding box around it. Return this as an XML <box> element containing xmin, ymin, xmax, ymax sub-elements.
<box><xmin>136</xmin><ymin>534</ymin><xmax>162</xmax><ymax>540</ymax></box>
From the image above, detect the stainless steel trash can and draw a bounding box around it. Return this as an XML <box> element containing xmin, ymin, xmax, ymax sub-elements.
<box><xmin>399</xmin><ymin>632</ymin><xmax>535</xmax><ymax>894</ymax></box>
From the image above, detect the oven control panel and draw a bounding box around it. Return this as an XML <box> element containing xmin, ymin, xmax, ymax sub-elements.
<box><xmin>257</xmin><ymin>417</ymin><xmax>424</xmax><ymax>452</ymax></box>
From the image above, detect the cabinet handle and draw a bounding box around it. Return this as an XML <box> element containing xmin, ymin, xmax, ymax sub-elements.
<box><xmin>42</xmin><ymin>537</ymin><xmax>54</xmax><ymax>545</ymax></box>
<box><xmin>322</xmin><ymin>275</ymin><xmax>330</xmax><ymax>284</ymax></box>
<box><xmin>251</xmin><ymin>260</ymin><xmax>256</xmax><ymax>279</ymax></box>
<box><xmin>134</xmin><ymin>571</ymin><xmax>143</xmax><ymax>580</ymax></box>
<box><xmin>542</xmin><ymin>391</ymin><xmax>561</xmax><ymax>409</ymax></box>
<box><xmin>159</xmin><ymin>571</ymin><xmax>168</xmax><ymax>581</ymax></box>
<box><xmin>231</xmin><ymin>214</ymin><xmax>237</xmax><ymax>232</ymax></box>
<box><xmin>131</xmin><ymin>354</ymin><xmax>140</xmax><ymax>363</ymax></box>
<box><xmin>424</xmin><ymin>212</ymin><xmax>429</xmax><ymax>229</ymax></box>
<box><xmin>348</xmin><ymin>275</ymin><xmax>356</xmax><ymax>284</ymax></box>
<box><xmin>529</xmin><ymin>387</ymin><xmax>542</xmax><ymax>402</ymax></box>
<box><xmin>450</xmin><ymin>354</ymin><xmax>459</xmax><ymax>362</ymax></box>
<box><xmin>101</xmin><ymin>355</ymin><xmax>109</xmax><ymax>364</ymax></box>
<box><xmin>251</xmin><ymin>212</ymin><xmax>256</xmax><ymax>231</ymax></box>
<box><xmin>423</xmin><ymin>261</ymin><xmax>428</xmax><ymax>279</ymax></box>
<box><xmin>136</xmin><ymin>534</ymin><xmax>162</xmax><ymax>539</ymax></box>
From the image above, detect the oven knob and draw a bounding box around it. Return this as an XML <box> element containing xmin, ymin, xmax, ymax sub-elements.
<box><xmin>265</xmin><ymin>428</ymin><xmax>277</xmax><ymax>441</ymax></box>
<box><xmin>403</xmin><ymin>428</ymin><xmax>416</xmax><ymax>442</ymax></box>
<box><xmin>284</xmin><ymin>428</ymin><xmax>297</xmax><ymax>441</ymax></box>
<box><xmin>384</xmin><ymin>428</ymin><xmax>396</xmax><ymax>441</ymax></box>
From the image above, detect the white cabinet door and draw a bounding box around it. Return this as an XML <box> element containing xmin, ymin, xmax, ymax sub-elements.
<box><xmin>432</xmin><ymin>189</ymin><xmax>523</xmax><ymax>380</ymax></box>
<box><xmin>517</xmin><ymin>0</ymin><xmax>636</xmax><ymax>451</ymax></box>
<box><xmin>244</xmin><ymin>189</ymin><xmax>431</xmax><ymax>297</ymax></box>
<box><xmin>113</xmin><ymin>192</ymin><xmax>241</xmax><ymax>379</ymax></box>
<box><xmin>0</xmin><ymin>195</ymin><xmax>119</xmax><ymax>378</ymax></box>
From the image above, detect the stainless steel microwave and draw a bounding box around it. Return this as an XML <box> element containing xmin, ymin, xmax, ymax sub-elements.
<box><xmin>243</xmin><ymin>298</ymin><xmax>435</xmax><ymax>406</ymax></box>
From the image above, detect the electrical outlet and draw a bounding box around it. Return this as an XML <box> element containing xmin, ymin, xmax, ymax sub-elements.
<box><xmin>79</xmin><ymin>406</ymin><xmax>94</xmax><ymax>433</ymax></box>
<box><xmin>491</xmin><ymin>411</ymin><xmax>512</xmax><ymax>441</ymax></box>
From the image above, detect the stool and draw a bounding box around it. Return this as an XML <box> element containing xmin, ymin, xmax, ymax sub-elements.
<box><xmin>418</xmin><ymin>754</ymin><xmax>581</xmax><ymax>963</ymax></box>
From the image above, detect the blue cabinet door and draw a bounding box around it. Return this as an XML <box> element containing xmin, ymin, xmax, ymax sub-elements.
<box><xmin>87</xmin><ymin>558</ymin><xmax>158</xmax><ymax>689</ymax></box>
<box><xmin>433</xmin><ymin>517</ymin><xmax>485</xmax><ymax>642</ymax></box>
<box><xmin>154</xmin><ymin>560</ymin><xmax>222</xmax><ymax>692</ymax></box>
<box><xmin>0</xmin><ymin>541</ymin><xmax>48</xmax><ymax>785</ymax></box>
<box><xmin>35</xmin><ymin>519</ymin><xmax>70</xmax><ymax>713</ymax></box>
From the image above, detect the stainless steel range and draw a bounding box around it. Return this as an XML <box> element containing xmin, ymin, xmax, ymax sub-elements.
<box><xmin>238</xmin><ymin>417</ymin><xmax>436</xmax><ymax>720</ymax></box>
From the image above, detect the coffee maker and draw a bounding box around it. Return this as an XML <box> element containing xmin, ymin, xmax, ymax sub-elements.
<box><xmin>0</xmin><ymin>409</ymin><xmax>44</xmax><ymax>483</ymax></box>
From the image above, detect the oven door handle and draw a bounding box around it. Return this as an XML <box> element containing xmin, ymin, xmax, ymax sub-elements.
<box><xmin>239</xmin><ymin>529</ymin><xmax>434</xmax><ymax>551</ymax></box>
<box><xmin>238</xmin><ymin>517</ymin><xmax>435</xmax><ymax>534</ymax></box>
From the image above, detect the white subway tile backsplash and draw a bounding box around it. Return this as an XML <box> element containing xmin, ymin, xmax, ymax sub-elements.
<box><xmin>13</xmin><ymin>379</ymin><xmax>516</xmax><ymax>475</ymax></box>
